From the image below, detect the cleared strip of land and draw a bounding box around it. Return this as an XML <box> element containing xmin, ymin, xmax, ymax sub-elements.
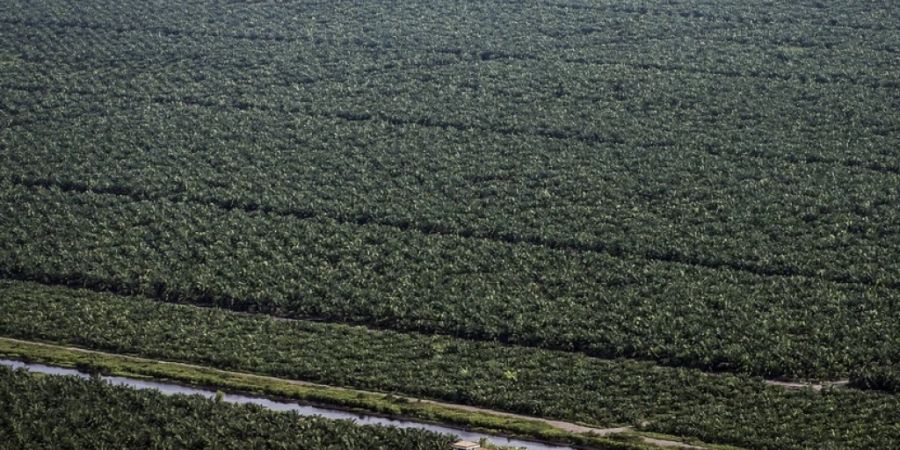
<box><xmin>0</xmin><ymin>337</ymin><xmax>710</xmax><ymax>450</ymax></box>
<box><xmin>1</xmin><ymin>280</ymin><xmax>897</xmax><ymax>450</ymax></box>
<box><xmin>0</xmin><ymin>362</ymin><xmax>455</xmax><ymax>450</ymax></box>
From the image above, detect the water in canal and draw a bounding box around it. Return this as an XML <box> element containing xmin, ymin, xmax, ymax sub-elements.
<box><xmin>1</xmin><ymin>359</ymin><xmax>574</xmax><ymax>450</ymax></box>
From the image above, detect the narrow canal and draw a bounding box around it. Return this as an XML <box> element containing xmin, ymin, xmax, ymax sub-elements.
<box><xmin>1</xmin><ymin>359</ymin><xmax>575</xmax><ymax>450</ymax></box>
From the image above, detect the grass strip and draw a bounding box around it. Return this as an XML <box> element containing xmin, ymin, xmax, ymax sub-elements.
<box><xmin>0</xmin><ymin>337</ymin><xmax>654</xmax><ymax>450</ymax></box>
<box><xmin>0</xmin><ymin>363</ymin><xmax>455</xmax><ymax>450</ymax></box>
<box><xmin>0</xmin><ymin>280</ymin><xmax>897</xmax><ymax>449</ymax></box>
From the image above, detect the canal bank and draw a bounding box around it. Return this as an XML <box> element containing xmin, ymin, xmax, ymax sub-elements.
<box><xmin>0</xmin><ymin>337</ymin><xmax>716</xmax><ymax>450</ymax></box>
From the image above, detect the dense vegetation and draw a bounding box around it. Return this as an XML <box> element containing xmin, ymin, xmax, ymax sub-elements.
<box><xmin>1</xmin><ymin>0</ymin><xmax>898</xmax><ymax>448</ymax></box>
<box><xmin>1</xmin><ymin>0</ymin><xmax>898</xmax><ymax>383</ymax></box>
<box><xmin>0</xmin><ymin>365</ymin><xmax>453</xmax><ymax>449</ymax></box>
<box><xmin>2</xmin><ymin>280</ymin><xmax>900</xmax><ymax>450</ymax></box>
<box><xmin>3</xmin><ymin>181</ymin><xmax>898</xmax><ymax>381</ymax></box>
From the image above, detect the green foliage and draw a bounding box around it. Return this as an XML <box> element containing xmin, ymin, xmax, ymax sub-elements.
<box><xmin>0</xmin><ymin>1</ymin><xmax>898</xmax><ymax>449</ymax></box>
<box><xmin>2</xmin><ymin>182</ymin><xmax>898</xmax><ymax>381</ymax></box>
<box><xmin>851</xmin><ymin>363</ymin><xmax>900</xmax><ymax>392</ymax></box>
<box><xmin>2</xmin><ymin>0</ymin><xmax>899</xmax><ymax>383</ymax></box>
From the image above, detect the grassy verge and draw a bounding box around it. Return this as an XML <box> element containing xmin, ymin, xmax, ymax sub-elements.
<box><xmin>4</xmin><ymin>281</ymin><xmax>897</xmax><ymax>448</ymax></box>
<box><xmin>0</xmin><ymin>364</ymin><xmax>455</xmax><ymax>449</ymax></box>
<box><xmin>0</xmin><ymin>337</ymin><xmax>668</xmax><ymax>450</ymax></box>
